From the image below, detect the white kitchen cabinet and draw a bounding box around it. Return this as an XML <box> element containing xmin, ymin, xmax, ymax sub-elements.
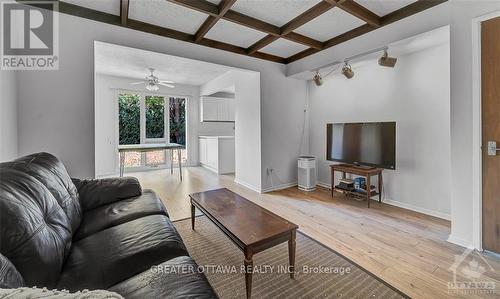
<box><xmin>198</xmin><ymin>136</ymin><xmax>235</xmax><ymax>174</ymax></box>
<box><xmin>200</xmin><ymin>97</ymin><xmax>235</xmax><ymax>122</ymax></box>
<box><xmin>199</xmin><ymin>138</ymin><xmax>207</xmax><ymax>165</ymax></box>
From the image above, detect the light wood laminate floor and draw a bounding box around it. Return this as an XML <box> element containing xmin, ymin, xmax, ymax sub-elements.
<box><xmin>128</xmin><ymin>167</ymin><xmax>500</xmax><ymax>299</ymax></box>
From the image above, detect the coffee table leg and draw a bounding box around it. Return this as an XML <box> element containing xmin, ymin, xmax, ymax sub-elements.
<box><xmin>244</xmin><ymin>251</ymin><xmax>253</xmax><ymax>299</ymax></box>
<box><xmin>191</xmin><ymin>202</ymin><xmax>195</xmax><ymax>230</ymax></box>
<box><xmin>288</xmin><ymin>230</ymin><xmax>296</xmax><ymax>279</ymax></box>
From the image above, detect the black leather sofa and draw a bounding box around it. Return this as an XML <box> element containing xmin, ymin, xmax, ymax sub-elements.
<box><xmin>0</xmin><ymin>152</ymin><xmax>217</xmax><ymax>298</ymax></box>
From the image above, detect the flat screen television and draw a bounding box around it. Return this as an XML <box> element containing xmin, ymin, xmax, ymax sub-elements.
<box><xmin>326</xmin><ymin>122</ymin><xmax>396</xmax><ymax>170</ymax></box>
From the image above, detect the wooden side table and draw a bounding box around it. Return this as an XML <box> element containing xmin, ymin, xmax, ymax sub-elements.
<box><xmin>330</xmin><ymin>164</ymin><xmax>383</xmax><ymax>208</ymax></box>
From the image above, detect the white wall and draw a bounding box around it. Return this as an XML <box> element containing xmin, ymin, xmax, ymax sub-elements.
<box><xmin>308</xmin><ymin>44</ymin><xmax>451</xmax><ymax>219</ymax></box>
<box><xmin>0</xmin><ymin>70</ymin><xmax>18</xmax><ymax>162</ymax></box>
<box><xmin>200</xmin><ymin>70</ymin><xmax>262</xmax><ymax>191</ymax></box>
<box><xmin>16</xmin><ymin>8</ymin><xmax>306</xmax><ymax>183</ymax></box>
<box><xmin>286</xmin><ymin>0</ymin><xmax>500</xmax><ymax>248</ymax></box>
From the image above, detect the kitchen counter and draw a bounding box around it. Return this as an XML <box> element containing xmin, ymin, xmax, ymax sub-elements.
<box><xmin>199</xmin><ymin>136</ymin><xmax>235</xmax><ymax>174</ymax></box>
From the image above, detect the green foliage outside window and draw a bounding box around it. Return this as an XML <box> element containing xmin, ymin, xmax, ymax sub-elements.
<box><xmin>146</xmin><ymin>96</ymin><xmax>165</xmax><ymax>139</ymax></box>
<box><xmin>169</xmin><ymin>97</ymin><xmax>186</xmax><ymax>146</ymax></box>
<box><xmin>118</xmin><ymin>94</ymin><xmax>140</xmax><ymax>145</ymax></box>
<box><xmin>118</xmin><ymin>94</ymin><xmax>186</xmax><ymax>147</ymax></box>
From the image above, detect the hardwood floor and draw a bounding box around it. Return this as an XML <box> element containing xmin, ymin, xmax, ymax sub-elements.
<box><xmin>129</xmin><ymin>167</ymin><xmax>500</xmax><ymax>299</ymax></box>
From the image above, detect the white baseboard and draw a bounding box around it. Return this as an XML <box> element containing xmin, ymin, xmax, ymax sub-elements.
<box><xmin>234</xmin><ymin>178</ymin><xmax>262</xmax><ymax>193</ymax></box>
<box><xmin>317</xmin><ymin>181</ymin><xmax>451</xmax><ymax>221</ymax></box>
<box><xmin>200</xmin><ymin>163</ymin><xmax>218</xmax><ymax>174</ymax></box>
<box><xmin>447</xmin><ymin>234</ymin><xmax>474</xmax><ymax>249</ymax></box>
<box><xmin>317</xmin><ymin>181</ymin><xmax>331</xmax><ymax>189</ymax></box>
<box><xmin>382</xmin><ymin>198</ymin><xmax>451</xmax><ymax>221</ymax></box>
<box><xmin>261</xmin><ymin>182</ymin><xmax>297</xmax><ymax>193</ymax></box>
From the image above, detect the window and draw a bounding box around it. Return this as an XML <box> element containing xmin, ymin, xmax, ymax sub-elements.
<box><xmin>145</xmin><ymin>95</ymin><xmax>165</xmax><ymax>139</ymax></box>
<box><xmin>169</xmin><ymin>97</ymin><xmax>187</xmax><ymax>164</ymax></box>
<box><xmin>118</xmin><ymin>93</ymin><xmax>140</xmax><ymax>145</ymax></box>
<box><xmin>118</xmin><ymin>92</ymin><xmax>188</xmax><ymax>169</ymax></box>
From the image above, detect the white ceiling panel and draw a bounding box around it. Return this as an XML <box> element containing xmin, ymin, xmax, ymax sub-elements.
<box><xmin>295</xmin><ymin>7</ymin><xmax>366</xmax><ymax>42</ymax></box>
<box><xmin>205</xmin><ymin>0</ymin><xmax>222</xmax><ymax>4</ymax></box>
<box><xmin>354</xmin><ymin>0</ymin><xmax>417</xmax><ymax>17</ymax></box>
<box><xmin>205</xmin><ymin>19</ymin><xmax>267</xmax><ymax>48</ymax></box>
<box><xmin>129</xmin><ymin>0</ymin><xmax>208</xmax><ymax>34</ymax></box>
<box><xmin>231</xmin><ymin>0</ymin><xmax>322</xmax><ymax>27</ymax></box>
<box><xmin>261</xmin><ymin>38</ymin><xmax>308</xmax><ymax>58</ymax></box>
<box><xmin>63</xmin><ymin>0</ymin><xmax>120</xmax><ymax>15</ymax></box>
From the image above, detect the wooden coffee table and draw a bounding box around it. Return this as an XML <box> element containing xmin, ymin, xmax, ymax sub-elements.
<box><xmin>189</xmin><ymin>188</ymin><xmax>298</xmax><ymax>299</ymax></box>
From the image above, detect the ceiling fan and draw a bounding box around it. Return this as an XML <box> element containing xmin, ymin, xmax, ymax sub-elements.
<box><xmin>130</xmin><ymin>68</ymin><xmax>174</xmax><ymax>91</ymax></box>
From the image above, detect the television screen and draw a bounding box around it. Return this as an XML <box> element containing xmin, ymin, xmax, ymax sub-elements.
<box><xmin>326</xmin><ymin>122</ymin><xmax>396</xmax><ymax>169</ymax></box>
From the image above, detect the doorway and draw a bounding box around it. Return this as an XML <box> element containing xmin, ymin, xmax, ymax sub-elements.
<box><xmin>481</xmin><ymin>16</ymin><xmax>500</xmax><ymax>254</ymax></box>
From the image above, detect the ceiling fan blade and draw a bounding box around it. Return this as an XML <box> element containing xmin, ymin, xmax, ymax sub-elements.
<box><xmin>129</xmin><ymin>81</ymin><xmax>144</xmax><ymax>85</ymax></box>
<box><xmin>159</xmin><ymin>80</ymin><xmax>174</xmax><ymax>84</ymax></box>
<box><xmin>159</xmin><ymin>82</ymin><xmax>175</xmax><ymax>88</ymax></box>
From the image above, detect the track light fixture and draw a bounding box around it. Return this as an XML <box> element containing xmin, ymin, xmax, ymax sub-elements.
<box><xmin>378</xmin><ymin>49</ymin><xmax>397</xmax><ymax>68</ymax></box>
<box><xmin>313</xmin><ymin>71</ymin><xmax>323</xmax><ymax>86</ymax></box>
<box><xmin>341</xmin><ymin>62</ymin><xmax>354</xmax><ymax>79</ymax></box>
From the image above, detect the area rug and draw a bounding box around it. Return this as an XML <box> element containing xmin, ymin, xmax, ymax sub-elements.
<box><xmin>174</xmin><ymin>216</ymin><xmax>407</xmax><ymax>299</ymax></box>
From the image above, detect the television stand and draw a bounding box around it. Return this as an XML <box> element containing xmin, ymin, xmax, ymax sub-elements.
<box><xmin>353</xmin><ymin>164</ymin><xmax>376</xmax><ymax>170</ymax></box>
<box><xmin>329</xmin><ymin>164</ymin><xmax>383</xmax><ymax>208</ymax></box>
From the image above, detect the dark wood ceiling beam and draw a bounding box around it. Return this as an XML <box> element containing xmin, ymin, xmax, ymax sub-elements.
<box><xmin>24</xmin><ymin>0</ymin><xmax>447</xmax><ymax>64</ymax></box>
<box><xmin>195</xmin><ymin>16</ymin><xmax>218</xmax><ymax>42</ymax></box>
<box><xmin>323</xmin><ymin>23</ymin><xmax>374</xmax><ymax>48</ymax></box>
<box><xmin>167</xmin><ymin>0</ymin><xmax>218</xmax><ymax>17</ymax></box>
<box><xmin>194</xmin><ymin>0</ymin><xmax>237</xmax><ymax>42</ymax></box>
<box><xmin>380</xmin><ymin>0</ymin><xmax>448</xmax><ymax>26</ymax></box>
<box><xmin>223</xmin><ymin>10</ymin><xmax>281</xmax><ymax>36</ymax></box>
<box><xmin>127</xmin><ymin>19</ymin><xmax>194</xmax><ymax>42</ymax></box>
<box><xmin>247</xmin><ymin>35</ymin><xmax>279</xmax><ymax>54</ymax></box>
<box><xmin>281</xmin><ymin>1</ymin><xmax>337</xmax><ymax>36</ymax></box>
<box><xmin>337</xmin><ymin>0</ymin><xmax>380</xmax><ymax>27</ymax></box>
<box><xmin>287</xmin><ymin>0</ymin><xmax>448</xmax><ymax>63</ymax></box>
<box><xmin>199</xmin><ymin>37</ymin><xmax>286</xmax><ymax>63</ymax></box>
<box><xmin>22</xmin><ymin>1</ymin><xmax>285</xmax><ymax>64</ymax></box>
<box><xmin>120</xmin><ymin>0</ymin><xmax>129</xmax><ymax>26</ymax></box>
<box><xmin>168</xmin><ymin>0</ymin><xmax>324</xmax><ymax>52</ymax></box>
<box><xmin>286</xmin><ymin>48</ymin><xmax>321</xmax><ymax>64</ymax></box>
<box><xmin>284</xmin><ymin>32</ymin><xmax>323</xmax><ymax>50</ymax></box>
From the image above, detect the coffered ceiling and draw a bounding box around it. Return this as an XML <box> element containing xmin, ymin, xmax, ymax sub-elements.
<box><xmin>30</xmin><ymin>0</ymin><xmax>448</xmax><ymax>64</ymax></box>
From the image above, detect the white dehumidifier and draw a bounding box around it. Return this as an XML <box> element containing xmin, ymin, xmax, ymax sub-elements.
<box><xmin>298</xmin><ymin>156</ymin><xmax>316</xmax><ymax>191</ymax></box>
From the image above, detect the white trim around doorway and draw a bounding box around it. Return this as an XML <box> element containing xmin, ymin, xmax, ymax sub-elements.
<box><xmin>471</xmin><ymin>9</ymin><xmax>500</xmax><ymax>251</ymax></box>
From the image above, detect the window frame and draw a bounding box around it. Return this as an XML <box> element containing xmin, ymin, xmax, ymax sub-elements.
<box><xmin>116</xmin><ymin>89</ymin><xmax>190</xmax><ymax>171</ymax></box>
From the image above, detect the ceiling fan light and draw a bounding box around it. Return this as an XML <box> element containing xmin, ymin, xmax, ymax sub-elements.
<box><xmin>313</xmin><ymin>71</ymin><xmax>323</xmax><ymax>86</ymax></box>
<box><xmin>341</xmin><ymin>62</ymin><xmax>354</xmax><ymax>79</ymax></box>
<box><xmin>146</xmin><ymin>83</ymin><xmax>159</xmax><ymax>91</ymax></box>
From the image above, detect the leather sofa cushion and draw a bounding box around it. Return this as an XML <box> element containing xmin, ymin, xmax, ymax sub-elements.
<box><xmin>72</xmin><ymin>177</ymin><xmax>142</xmax><ymax>211</ymax></box>
<box><xmin>0</xmin><ymin>254</ymin><xmax>25</xmax><ymax>288</ymax></box>
<box><xmin>110</xmin><ymin>256</ymin><xmax>218</xmax><ymax>299</ymax></box>
<box><xmin>8</xmin><ymin>153</ymin><xmax>82</xmax><ymax>233</ymax></box>
<box><xmin>0</xmin><ymin>168</ymin><xmax>72</xmax><ymax>288</ymax></box>
<box><xmin>73</xmin><ymin>189</ymin><xmax>168</xmax><ymax>240</ymax></box>
<box><xmin>57</xmin><ymin>215</ymin><xmax>188</xmax><ymax>291</ymax></box>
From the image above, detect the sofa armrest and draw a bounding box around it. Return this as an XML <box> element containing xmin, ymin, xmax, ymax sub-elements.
<box><xmin>72</xmin><ymin>177</ymin><xmax>142</xmax><ymax>211</ymax></box>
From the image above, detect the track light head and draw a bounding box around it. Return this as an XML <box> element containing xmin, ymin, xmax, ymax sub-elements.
<box><xmin>378</xmin><ymin>50</ymin><xmax>397</xmax><ymax>68</ymax></box>
<box><xmin>341</xmin><ymin>62</ymin><xmax>354</xmax><ymax>79</ymax></box>
<box><xmin>313</xmin><ymin>71</ymin><xmax>323</xmax><ymax>86</ymax></box>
